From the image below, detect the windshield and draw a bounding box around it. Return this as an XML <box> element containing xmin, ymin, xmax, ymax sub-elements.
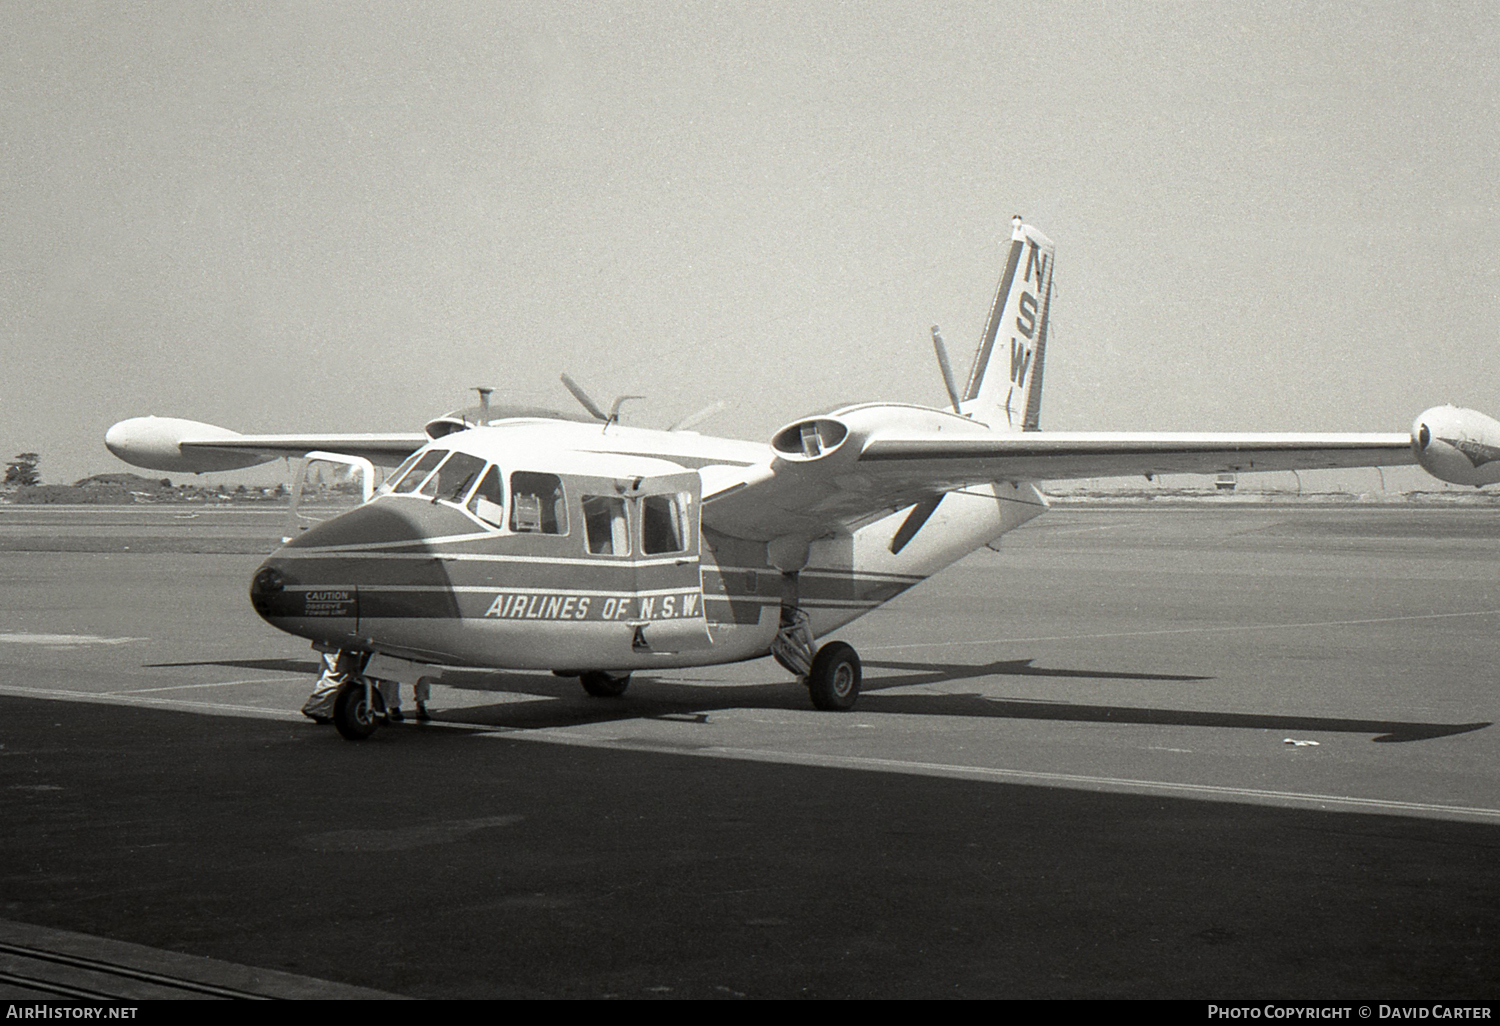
<box><xmin>379</xmin><ymin>451</ymin><xmax>425</xmax><ymax>493</ymax></box>
<box><xmin>434</xmin><ymin>452</ymin><xmax>487</xmax><ymax>503</ymax></box>
<box><xmin>390</xmin><ymin>450</ymin><xmax>448</xmax><ymax>493</ymax></box>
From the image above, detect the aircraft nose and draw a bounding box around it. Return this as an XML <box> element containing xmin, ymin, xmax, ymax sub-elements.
<box><xmin>248</xmin><ymin>553</ymin><xmax>358</xmax><ymax>628</ymax></box>
<box><xmin>248</xmin><ymin>561</ymin><xmax>288</xmax><ymax>618</ymax></box>
<box><xmin>248</xmin><ymin>499</ymin><xmax>475</xmax><ymax>645</ymax></box>
<box><xmin>282</xmin><ymin>501</ymin><xmax>431</xmax><ymax>550</ymax></box>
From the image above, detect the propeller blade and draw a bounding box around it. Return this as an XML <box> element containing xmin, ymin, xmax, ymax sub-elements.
<box><xmin>931</xmin><ymin>326</ymin><xmax>963</xmax><ymax>414</ymax></box>
<box><xmin>560</xmin><ymin>374</ymin><xmax>608</xmax><ymax>422</ymax></box>
<box><xmin>669</xmin><ymin>400</ymin><xmax>728</xmax><ymax>432</ymax></box>
<box><xmin>606</xmin><ymin>395</ymin><xmax>644</xmax><ymax>423</ymax></box>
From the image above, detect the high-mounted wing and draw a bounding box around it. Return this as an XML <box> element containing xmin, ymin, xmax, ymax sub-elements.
<box><xmin>700</xmin><ymin>216</ymin><xmax>1418</xmax><ymax>543</ymax></box>
<box><xmin>105</xmin><ymin>416</ymin><xmax>427</xmax><ymax>473</ymax></box>
<box><xmin>859</xmin><ymin>429</ymin><xmax>1417</xmax><ymax>481</ymax></box>
<box><xmin>700</xmin><ymin>404</ymin><xmax>1417</xmax><ymax>542</ymax></box>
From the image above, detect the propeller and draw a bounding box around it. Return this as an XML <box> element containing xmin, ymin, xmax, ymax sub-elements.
<box><xmin>669</xmin><ymin>400</ymin><xmax>729</xmax><ymax>432</ymax></box>
<box><xmin>930</xmin><ymin>326</ymin><xmax>963</xmax><ymax>414</ymax></box>
<box><xmin>560</xmin><ymin>374</ymin><xmax>642</xmax><ymax>429</ymax></box>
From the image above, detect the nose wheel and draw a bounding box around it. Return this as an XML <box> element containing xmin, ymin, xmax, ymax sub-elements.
<box><xmin>333</xmin><ymin>678</ymin><xmax>384</xmax><ymax>740</ymax></box>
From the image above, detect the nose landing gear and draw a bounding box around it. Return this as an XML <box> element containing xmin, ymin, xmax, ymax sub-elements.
<box><xmin>333</xmin><ymin>677</ymin><xmax>385</xmax><ymax>741</ymax></box>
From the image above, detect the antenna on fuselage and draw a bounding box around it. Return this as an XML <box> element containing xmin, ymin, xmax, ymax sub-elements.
<box><xmin>473</xmin><ymin>386</ymin><xmax>494</xmax><ymax>426</ymax></box>
<box><xmin>560</xmin><ymin>373</ymin><xmax>642</xmax><ymax>431</ymax></box>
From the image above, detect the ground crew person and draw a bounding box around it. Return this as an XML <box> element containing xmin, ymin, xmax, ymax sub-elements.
<box><xmin>303</xmin><ymin>650</ymin><xmax>427</xmax><ymax>723</ymax></box>
<box><xmin>301</xmin><ymin>649</ymin><xmax>369</xmax><ymax>723</ymax></box>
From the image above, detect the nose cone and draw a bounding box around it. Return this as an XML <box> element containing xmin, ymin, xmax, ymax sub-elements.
<box><xmin>249</xmin><ymin>554</ymin><xmax>358</xmax><ymax>640</ymax></box>
<box><xmin>249</xmin><ymin>498</ymin><xmax>477</xmax><ymax>645</ymax></box>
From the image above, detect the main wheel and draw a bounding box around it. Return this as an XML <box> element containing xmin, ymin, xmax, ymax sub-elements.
<box><xmin>579</xmin><ymin>671</ymin><xmax>631</xmax><ymax>698</ymax></box>
<box><xmin>807</xmin><ymin>641</ymin><xmax>861</xmax><ymax>711</ymax></box>
<box><xmin>333</xmin><ymin>679</ymin><xmax>380</xmax><ymax>740</ymax></box>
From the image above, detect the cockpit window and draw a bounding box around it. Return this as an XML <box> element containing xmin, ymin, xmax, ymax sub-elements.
<box><xmin>391</xmin><ymin>450</ymin><xmax>447</xmax><ymax>493</ymax></box>
<box><xmin>510</xmin><ymin>471</ymin><xmax>567</xmax><ymax>534</ymax></box>
<box><xmin>380</xmin><ymin>451</ymin><xmax>424</xmax><ymax>493</ymax></box>
<box><xmin>467</xmin><ymin>465</ymin><xmax>505</xmax><ymax>527</ymax></box>
<box><xmin>641</xmin><ymin>493</ymin><xmax>690</xmax><ymax>554</ymax></box>
<box><xmin>434</xmin><ymin>452</ymin><xmax>487</xmax><ymax>504</ymax></box>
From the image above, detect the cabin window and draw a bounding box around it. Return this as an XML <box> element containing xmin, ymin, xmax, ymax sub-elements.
<box><xmin>434</xmin><ymin>452</ymin><xmax>487</xmax><ymax>504</ymax></box>
<box><xmin>582</xmin><ymin>495</ymin><xmax>630</xmax><ymax>555</ymax></box>
<box><xmin>510</xmin><ymin>471</ymin><xmax>567</xmax><ymax>534</ymax></box>
<box><xmin>641</xmin><ymin>492</ymin><xmax>690</xmax><ymax>555</ymax></box>
<box><xmin>467</xmin><ymin>465</ymin><xmax>504</xmax><ymax>527</ymax></box>
<box><xmin>391</xmin><ymin>450</ymin><xmax>447</xmax><ymax>493</ymax></box>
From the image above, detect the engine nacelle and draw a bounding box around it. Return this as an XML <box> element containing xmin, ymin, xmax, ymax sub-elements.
<box><xmin>104</xmin><ymin>416</ymin><xmax>269</xmax><ymax>473</ymax></box>
<box><xmin>770</xmin><ymin>417</ymin><xmax>850</xmax><ymax>463</ymax></box>
<box><xmin>1411</xmin><ymin>405</ymin><xmax>1500</xmax><ymax>487</ymax></box>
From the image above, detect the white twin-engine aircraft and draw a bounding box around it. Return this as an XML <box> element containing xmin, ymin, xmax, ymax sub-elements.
<box><xmin>105</xmin><ymin>219</ymin><xmax>1500</xmax><ymax>739</ymax></box>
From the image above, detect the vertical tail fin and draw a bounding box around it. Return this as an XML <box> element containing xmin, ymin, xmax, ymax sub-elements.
<box><xmin>960</xmin><ymin>218</ymin><xmax>1055</xmax><ymax>431</ymax></box>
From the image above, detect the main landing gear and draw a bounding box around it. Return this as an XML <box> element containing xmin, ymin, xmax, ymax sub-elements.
<box><xmin>554</xmin><ymin>669</ymin><xmax>633</xmax><ymax>698</ymax></box>
<box><xmin>806</xmin><ymin>640</ymin><xmax>862</xmax><ymax>711</ymax></box>
<box><xmin>579</xmin><ymin>670</ymin><xmax>631</xmax><ymax>698</ymax></box>
<box><xmin>771</xmin><ymin>576</ymin><xmax>863</xmax><ymax>711</ymax></box>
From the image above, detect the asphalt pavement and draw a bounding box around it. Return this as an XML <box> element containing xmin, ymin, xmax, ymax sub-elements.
<box><xmin>1</xmin><ymin>503</ymin><xmax>1497</xmax><ymax>998</ymax></box>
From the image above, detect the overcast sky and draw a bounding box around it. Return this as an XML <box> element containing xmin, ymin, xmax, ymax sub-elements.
<box><xmin>3</xmin><ymin>1</ymin><xmax>1497</xmax><ymax>488</ymax></box>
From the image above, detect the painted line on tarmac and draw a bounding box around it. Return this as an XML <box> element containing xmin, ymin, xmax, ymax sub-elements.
<box><xmin>0</xmin><ymin>683</ymin><xmax>503</xmax><ymax>733</ymax></box>
<box><xmin>864</xmin><ymin>609</ymin><xmax>1500</xmax><ymax>652</ymax></box>
<box><xmin>0</xmin><ymin>632</ymin><xmax>147</xmax><ymax>646</ymax></box>
<box><xmin>0</xmin><ymin>684</ymin><xmax>306</xmax><ymax>721</ymax></box>
<box><xmin>110</xmin><ymin>676</ymin><xmax>294</xmax><ymax>695</ymax></box>
<box><xmin>493</xmin><ymin>730</ymin><xmax>1500</xmax><ymax>824</ymax></box>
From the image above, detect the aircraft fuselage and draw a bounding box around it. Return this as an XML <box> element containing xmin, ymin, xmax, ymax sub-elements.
<box><xmin>249</xmin><ymin>413</ymin><xmax>1046</xmax><ymax>674</ymax></box>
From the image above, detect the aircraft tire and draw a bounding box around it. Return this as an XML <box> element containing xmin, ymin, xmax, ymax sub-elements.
<box><xmin>580</xmin><ymin>671</ymin><xmax>631</xmax><ymax>698</ymax></box>
<box><xmin>333</xmin><ymin>680</ymin><xmax>379</xmax><ymax>740</ymax></box>
<box><xmin>807</xmin><ymin>641</ymin><xmax>861</xmax><ymax>711</ymax></box>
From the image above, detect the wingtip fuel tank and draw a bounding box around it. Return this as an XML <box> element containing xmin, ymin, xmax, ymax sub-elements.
<box><xmin>1411</xmin><ymin>406</ymin><xmax>1500</xmax><ymax>487</ymax></box>
<box><xmin>103</xmin><ymin>416</ymin><xmax>271</xmax><ymax>473</ymax></box>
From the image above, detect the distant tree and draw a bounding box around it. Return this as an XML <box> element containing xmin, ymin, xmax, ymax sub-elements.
<box><xmin>4</xmin><ymin>453</ymin><xmax>40</xmax><ymax>487</ymax></box>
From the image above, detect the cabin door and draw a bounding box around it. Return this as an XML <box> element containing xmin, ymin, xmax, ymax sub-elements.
<box><xmin>625</xmin><ymin>470</ymin><xmax>711</xmax><ymax>652</ymax></box>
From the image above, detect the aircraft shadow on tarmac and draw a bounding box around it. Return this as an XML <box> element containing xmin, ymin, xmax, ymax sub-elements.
<box><xmin>156</xmin><ymin>653</ymin><xmax>1484</xmax><ymax>746</ymax></box>
<box><xmin>860</xmin><ymin>658</ymin><xmax>1491</xmax><ymax>742</ymax></box>
<box><xmin>862</xmin><ymin>660</ymin><xmax>1489</xmax><ymax>742</ymax></box>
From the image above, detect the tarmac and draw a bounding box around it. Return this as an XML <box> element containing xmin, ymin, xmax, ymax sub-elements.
<box><xmin>1</xmin><ymin>503</ymin><xmax>1498</xmax><ymax>999</ymax></box>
